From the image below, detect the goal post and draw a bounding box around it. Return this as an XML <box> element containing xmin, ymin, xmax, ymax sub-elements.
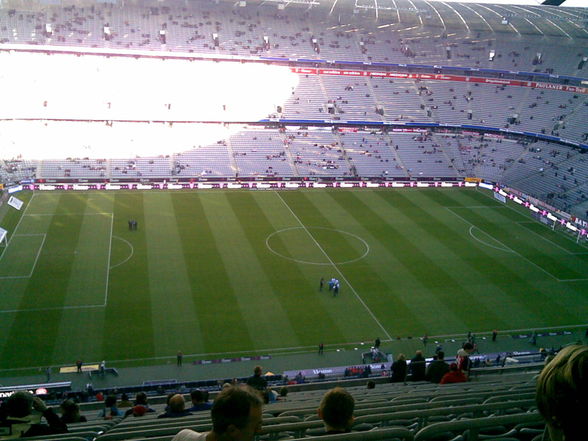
<box><xmin>0</xmin><ymin>227</ymin><xmax>7</xmax><ymax>247</ymax></box>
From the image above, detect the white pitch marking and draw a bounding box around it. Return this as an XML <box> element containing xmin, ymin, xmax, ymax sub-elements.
<box><xmin>468</xmin><ymin>226</ymin><xmax>514</xmax><ymax>253</ymax></box>
<box><xmin>109</xmin><ymin>236</ymin><xmax>135</xmax><ymax>269</ymax></box>
<box><xmin>25</xmin><ymin>234</ymin><xmax>46</xmax><ymax>278</ymax></box>
<box><xmin>476</xmin><ymin>188</ymin><xmax>588</xmax><ymax>253</ymax></box>
<box><xmin>103</xmin><ymin>213</ymin><xmax>114</xmax><ymax>307</ymax></box>
<box><xmin>0</xmin><ymin>304</ymin><xmax>105</xmax><ymax>314</ymax></box>
<box><xmin>515</xmin><ymin>221</ymin><xmax>575</xmax><ymax>256</ymax></box>
<box><xmin>0</xmin><ymin>193</ymin><xmax>37</xmax><ymax>264</ymax></box>
<box><xmin>265</xmin><ymin>226</ymin><xmax>370</xmax><ymax>266</ymax></box>
<box><xmin>275</xmin><ymin>191</ymin><xmax>392</xmax><ymax>340</ymax></box>
<box><xmin>446</xmin><ymin>207</ymin><xmax>570</xmax><ymax>282</ymax></box>
<box><xmin>24</xmin><ymin>212</ymin><xmax>112</xmax><ymax>216</ymax></box>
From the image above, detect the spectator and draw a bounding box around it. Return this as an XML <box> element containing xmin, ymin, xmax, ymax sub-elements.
<box><xmin>440</xmin><ymin>363</ymin><xmax>467</xmax><ymax>384</ymax></box>
<box><xmin>409</xmin><ymin>350</ymin><xmax>426</xmax><ymax>381</ymax></box>
<box><xmin>457</xmin><ymin>342</ymin><xmax>474</xmax><ymax>374</ymax></box>
<box><xmin>172</xmin><ymin>385</ymin><xmax>263</xmax><ymax>441</ymax></box>
<box><xmin>390</xmin><ymin>353</ymin><xmax>407</xmax><ymax>383</ymax></box>
<box><xmin>366</xmin><ymin>381</ymin><xmax>376</xmax><ymax>389</ymax></box>
<box><xmin>536</xmin><ymin>344</ymin><xmax>587</xmax><ymax>441</ymax></box>
<box><xmin>245</xmin><ymin>366</ymin><xmax>267</xmax><ymax>391</ymax></box>
<box><xmin>98</xmin><ymin>395</ymin><xmax>123</xmax><ymax>420</ymax></box>
<box><xmin>188</xmin><ymin>390</ymin><xmax>212</xmax><ymax>412</ymax></box>
<box><xmin>0</xmin><ymin>392</ymin><xmax>67</xmax><ymax>438</ymax></box>
<box><xmin>125</xmin><ymin>392</ymin><xmax>155</xmax><ymax>417</ymax></box>
<box><xmin>295</xmin><ymin>371</ymin><xmax>305</xmax><ymax>384</ymax></box>
<box><xmin>118</xmin><ymin>393</ymin><xmax>132</xmax><ymax>408</ymax></box>
<box><xmin>60</xmin><ymin>399</ymin><xmax>87</xmax><ymax>424</ymax></box>
<box><xmin>158</xmin><ymin>394</ymin><xmax>191</xmax><ymax>419</ymax></box>
<box><xmin>278</xmin><ymin>387</ymin><xmax>288</xmax><ymax>401</ymax></box>
<box><xmin>425</xmin><ymin>351</ymin><xmax>450</xmax><ymax>383</ymax></box>
<box><xmin>317</xmin><ymin>387</ymin><xmax>355</xmax><ymax>435</ymax></box>
<box><xmin>262</xmin><ymin>389</ymin><xmax>278</xmax><ymax>404</ymax></box>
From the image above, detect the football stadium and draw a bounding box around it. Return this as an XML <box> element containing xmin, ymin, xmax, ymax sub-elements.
<box><xmin>0</xmin><ymin>0</ymin><xmax>587</xmax><ymax>440</ymax></box>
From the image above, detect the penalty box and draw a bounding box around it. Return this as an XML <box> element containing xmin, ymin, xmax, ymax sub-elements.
<box><xmin>0</xmin><ymin>234</ymin><xmax>46</xmax><ymax>279</ymax></box>
<box><xmin>0</xmin><ymin>213</ymin><xmax>113</xmax><ymax>311</ymax></box>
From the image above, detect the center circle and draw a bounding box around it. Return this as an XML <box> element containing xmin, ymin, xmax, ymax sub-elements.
<box><xmin>265</xmin><ymin>226</ymin><xmax>370</xmax><ymax>265</ymax></box>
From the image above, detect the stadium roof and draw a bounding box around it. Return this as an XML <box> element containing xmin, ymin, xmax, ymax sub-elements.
<box><xmin>317</xmin><ymin>0</ymin><xmax>588</xmax><ymax>38</ymax></box>
<box><xmin>268</xmin><ymin>0</ymin><xmax>587</xmax><ymax>8</ymax></box>
<box><xmin>432</xmin><ymin>0</ymin><xmax>585</xmax><ymax>6</ymax></box>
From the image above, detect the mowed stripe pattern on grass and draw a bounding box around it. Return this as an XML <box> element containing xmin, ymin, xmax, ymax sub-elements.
<box><xmin>0</xmin><ymin>188</ymin><xmax>587</xmax><ymax>370</ymax></box>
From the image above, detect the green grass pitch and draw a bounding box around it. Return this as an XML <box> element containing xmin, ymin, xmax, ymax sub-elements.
<box><xmin>0</xmin><ymin>188</ymin><xmax>587</xmax><ymax>371</ymax></box>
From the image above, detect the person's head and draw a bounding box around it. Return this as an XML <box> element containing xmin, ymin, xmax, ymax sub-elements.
<box><xmin>135</xmin><ymin>392</ymin><xmax>148</xmax><ymax>405</ymax></box>
<box><xmin>279</xmin><ymin>387</ymin><xmax>288</xmax><ymax>397</ymax></box>
<box><xmin>437</xmin><ymin>351</ymin><xmax>445</xmax><ymax>360</ymax></box>
<box><xmin>5</xmin><ymin>392</ymin><xmax>34</xmax><ymax>418</ymax></box>
<box><xmin>121</xmin><ymin>393</ymin><xmax>129</xmax><ymax>402</ymax></box>
<box><xmin>191</xmin><ymin>389</ymin><xmax>205</xmax><ymax>405</ymax></box>
<box><xmin>462</xmin><ymin>342</ymin><xmax>474</xmax><ymax>352</ymax></box>
<box><xmin>253</xmin><ymin>366</ymin><xmax>262</xmax><ymax>376</ymax></box>
<box><xmin>211</xmin><ymin>385</ymin><xmax>263</xmax><ymax>441</ymax></box>
<box><xmin>60</xmin><ymin>399</ymin><xmax>80</xmax><ymax>417</ymax></box>
<box><xmin>318</xmin><ymin>387</ymin><xmax>355</xmax><ymax>432</ymax></box>
<box><xmin>536</xmin><ymin>345</ymin><xmax>588</xmax><ymax>441</ymax></box>
<box><xmin>104</xmin><ymin>395</ymin><xmax>117</xmax><ymax>408</ymax></box>
<box><xmin>414</xmin><ymin>350</ymin><xmax>424</xmax><ymax>359</ymax></box>
<box><xmin>396</xmin><ymin>354</ymin><xmax>406</xmax><ymax>362</ymax></box>
<box><xmin>367</xmin><ymin>381</ymin><xmax>376</xmax><ymax>390</ymax></box>
<box><xmin>168</xmin><ymin>394</ymin><xmax>185</xmax><ymax>413</ymax></box>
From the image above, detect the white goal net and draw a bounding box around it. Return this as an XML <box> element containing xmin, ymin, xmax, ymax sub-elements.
<box><xmin>0</xmin><ymin>227</ymin><xmax>7</xmax><ymax>247</ymax></box>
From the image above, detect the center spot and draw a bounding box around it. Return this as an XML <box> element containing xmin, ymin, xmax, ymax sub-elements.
<box><xmin>266</xmin><ymin>226</ymin><xmax>369</xmax><ymax>265</ymax></box>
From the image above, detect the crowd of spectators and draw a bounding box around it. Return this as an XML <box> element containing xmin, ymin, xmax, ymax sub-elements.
<box><xmin>1</xmin><ymin>0</ymin><xmax>586</xmax><ymax>75</ymax></box>
<box><xmin>1</xmin><ymin>1</ymin><xmax>587</xmax><ymax>217</ymax></box>
<box><xmin>0</xmin><ymin>344</ymin><xmax>586</xmax><ymax>440</ymax></box>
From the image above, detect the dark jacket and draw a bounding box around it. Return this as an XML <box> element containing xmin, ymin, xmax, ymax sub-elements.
<box><xmin>390</xmin><ymin>359</ymin><xmax>407</xmax><ymax>383</ymax></box>
<box><xmin>409</xmin><ymin>355</ymin><xmax>426</xmax><ymax>381</ymax></box>
<box><xmin>0</xmin><ymin>408</ymin><xmax>67</xmax><ymax>439</ymax></box>
<box><xmin>157</xmin><ymin>410</ymin><xmax>192</xmax><ymax>419</ymax></box>
<box><xmin>246</xmin><ymin>374</ymin><xmax>268</xmax><ymax>391</ymax></box>
<box><xmin>425</xmin><ymin>360</ymin><xmax>450</xmax><ymax>384</ymax></box>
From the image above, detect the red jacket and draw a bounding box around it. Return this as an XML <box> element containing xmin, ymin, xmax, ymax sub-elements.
<box><xmin>440</xmin><ymin>370</ymin><xmax>467</xmax><ymax>384</ymax></box>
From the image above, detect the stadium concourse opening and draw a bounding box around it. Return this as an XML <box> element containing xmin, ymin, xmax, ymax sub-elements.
<box><xmin>0</xmin><ymin>51</ymin><xmax>299</xmax><ymax>159</ymax></box>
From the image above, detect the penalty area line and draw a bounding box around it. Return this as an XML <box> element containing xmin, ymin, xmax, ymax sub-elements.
<box><xmin>0</xmin><ymin>304</ymin><xmax>106</xmax><ymax>314</ymax></box>
<box><xmin>104</xmin><ymin>213</ymin><xmax>114</xmax><ymax>307</ymax></box>
<box><xmin>476</xmin><ymin>187</ymin><xmax>588</xmax><ymax>252</ymax></box>
<box><xmin>446</xmin><ymin>207</ymin><xmax>573</xmax><ymax>283</ymax></box>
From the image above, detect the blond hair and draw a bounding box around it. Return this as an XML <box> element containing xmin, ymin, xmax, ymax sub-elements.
<box><xmin>536</xmin><ymin>345</ymin><xmax>588</xmax><ymax>441</ymax></box>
